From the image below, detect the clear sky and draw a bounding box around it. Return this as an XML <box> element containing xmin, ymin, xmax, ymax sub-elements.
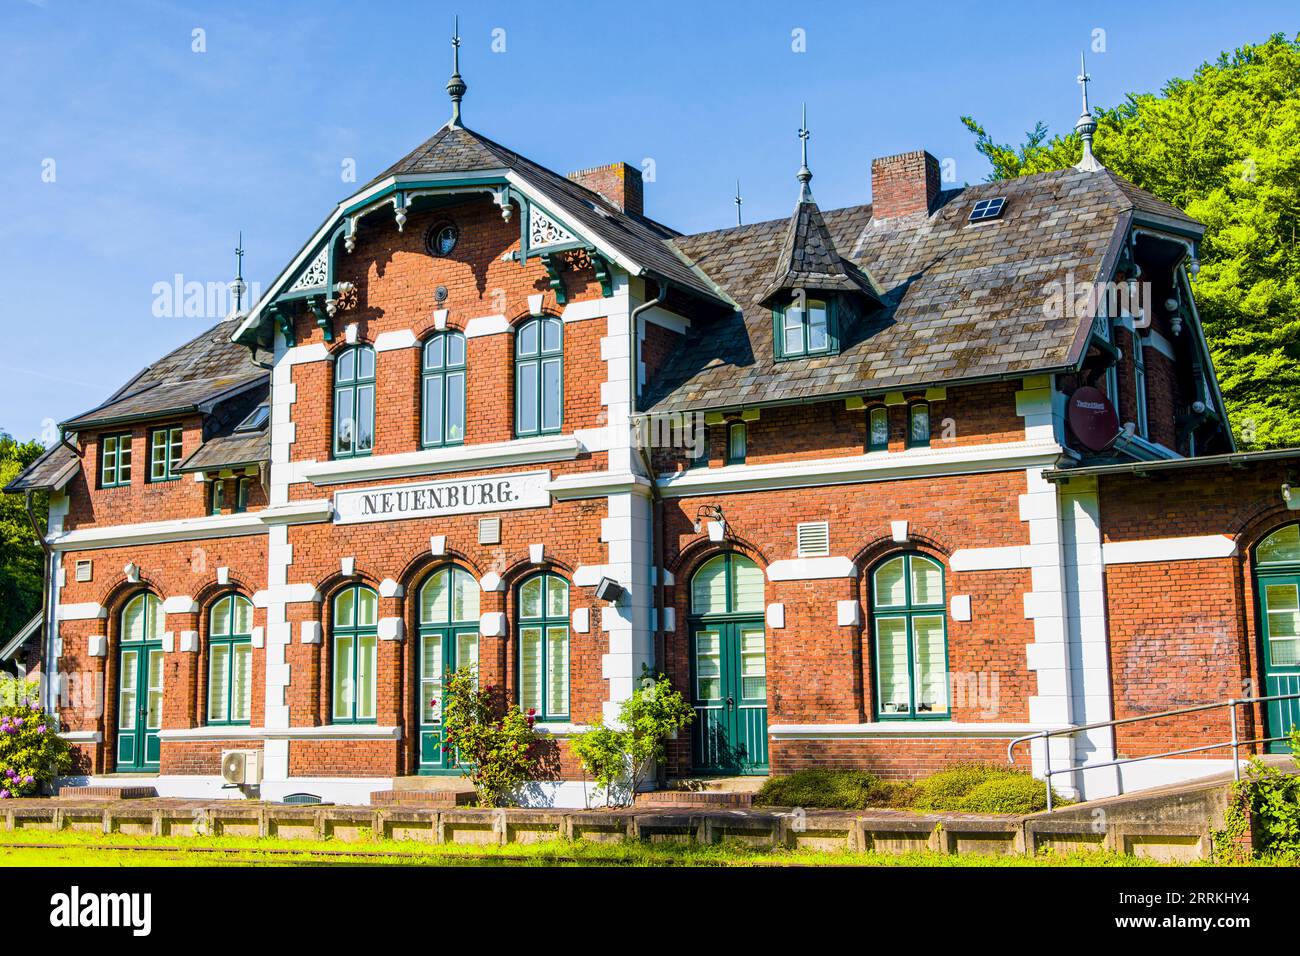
<box><xmin>1</xmin><ymin>0</ymin><xmax>1295</xmax><ymax>442</ymax></box>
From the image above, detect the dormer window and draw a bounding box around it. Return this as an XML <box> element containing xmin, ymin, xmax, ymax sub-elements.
<box><xmin>776</xmin><ymin>296</ymin><xmax>837</xmax><ymax>360</ymax></box>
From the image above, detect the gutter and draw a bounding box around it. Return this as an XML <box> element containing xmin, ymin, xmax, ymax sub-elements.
<box><xmin>1043</xmin><ymin>447</ymin><xmax>1300</xmax><ymax>483</ymax></box>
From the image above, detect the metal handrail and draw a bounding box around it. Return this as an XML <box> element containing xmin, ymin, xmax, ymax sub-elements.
<box><xmin>1007</xmin><ymin>691</ymin><xmax>1300</xmax><ymax>812</ymax></box>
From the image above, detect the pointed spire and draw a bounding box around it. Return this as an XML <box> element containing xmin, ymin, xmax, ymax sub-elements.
<box><xmin>796</xmin><ymin>103</ymin><xmax>814</xmax><ymax>201</ymax></box>
<box><xmin>445</xmin><ymin>15</ymin><xmax>467</xmax><ymax>129</ymax></box>
<box><xmin>231</xmin><ymin>231</ymin><xmax>246</xmax><ymax>313</ymax></box>
<box><xmin>734</xmin><ymin>179</ymin><xmax>743</xmax><ymax>226</ymax></box>
<box><xmin>1074</xmin><ymin>52</ymin><xmax>1104</xmax><ymax>172</ymax></box>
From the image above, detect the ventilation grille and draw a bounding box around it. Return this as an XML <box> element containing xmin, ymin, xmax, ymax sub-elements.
<box><xmin>478</xmin><ymin>517</ymin><xmax>501</xmax><ymax>546</ymax></box>
<box><xmin>796</xmin><ymin>522</ymin><xmax>830</xmax><ymax>557</ymax></box>
<box><xmin>75</xmin><ymin>559</ymin><xmax>93</xmax><ymax>583</ymax></box>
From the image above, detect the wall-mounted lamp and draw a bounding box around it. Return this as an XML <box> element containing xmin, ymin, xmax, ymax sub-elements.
<box><xmin>595</xmin><ymin>577</ymin><xmax>626</xmax><ymax>604</ymax></box>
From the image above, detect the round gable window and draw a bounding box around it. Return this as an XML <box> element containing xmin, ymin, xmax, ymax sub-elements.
<box><xmin>426</xmin><ymin>221</ymin><xmax>459</xmax><ymax>257</ymax></box>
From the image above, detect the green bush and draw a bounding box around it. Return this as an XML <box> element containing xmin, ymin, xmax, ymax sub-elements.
<box><xmin>441</xmin><ymin>668</ymin><xmax>541</xmax><ymax>808</ymax></box>
<box><xmin>754</xmin><ymin>769</ymin><xmax>892</xmax><ymax>809</ymax></box>
<box><xmin>914</xmin><ymin>764</ymin><xmax>1059</xmax><ymax>814</ymax></box>
<box><xmin>0</xmin><ymin>699</ymin><xmax>71</xmax><ymax>797</ymax></box>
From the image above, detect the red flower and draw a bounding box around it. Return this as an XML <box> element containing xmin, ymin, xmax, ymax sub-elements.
<box><xmin>527</xmin><ymin>708</ymin><xmax>536</xmax><ymax>716</ymax></box>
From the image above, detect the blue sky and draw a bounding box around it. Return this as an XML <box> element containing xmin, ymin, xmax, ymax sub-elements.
<box><xmin>1</xmin><ymin>0</ymin><xmax>1294</xmax><ymax>441</ymax></box>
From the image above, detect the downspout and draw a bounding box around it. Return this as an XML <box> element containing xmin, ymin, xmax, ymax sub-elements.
<box><xmin>25</xmin><ymin>491</ymin><xmax>54</xmax><ymax>714</ymax></box>
<box><xmin>629</xmin><ymin>278</ymin><xmax>667</xmax><ymax>672</ymax></box>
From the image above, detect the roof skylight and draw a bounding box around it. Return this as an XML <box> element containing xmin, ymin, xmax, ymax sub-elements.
<box><xmin>968</xmin><ymin>197</ymin><xmax>1007</xmax><ymax>223</ymax></box>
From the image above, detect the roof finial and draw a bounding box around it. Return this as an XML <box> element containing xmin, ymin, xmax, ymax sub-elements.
<box><xmin>734</xmin><ymin>179</ymin><xmax>743</xmax><ymax>226</ymax></box>
<box><xmin>1074</xmin><ymin>51</ymin><xmax>1104</xmax><ymax>172</ymax></box>
<box><xmin>797</xmin><ymin>102</ymin><xmax>813</xmax><ymax>201</ymax></box>
<box><xmin>232</xmin><ymin>231</ymin><xmax>246</xmax><ymax>313</ymax></box>
<box><xmin>446</xmin><ymin>15</ymin><xmax>467</xmax><ymax>129</ymax></box>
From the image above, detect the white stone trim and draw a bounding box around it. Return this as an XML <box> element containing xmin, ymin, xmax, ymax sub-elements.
<box><xmin>572</xmin><ymin>607</ymin><xmax>590</xmax><ymax>633</ymax></box>
<box><xmin>765</xmin><ymin>603</ymin><xmax>785</xmax><ymax>628</ymax></box>
<box><xmin>162</xmin><ymin>595</ymin><xmax>198</xmax><ymax>615</ymax></box>
<box><xmin>155</xmin><ymin>725</ymin><xmax>402</xmax><ymax>742</ymax></box>
<box><xmin>768</xmin><ymin>722</ymin><xmax>1065</xmax><ymax>739</ymax></box>
<box><xmin>480</xmin><ymin>573</ymin><xmax>505</xmax><ymax>593</ymax></box>
<box><xmin>548</xmin><ymin>470</ymin><xmax>652</xmax><ymax>500</ymax></box>
<box><xmin>300</xmin><ymin>622</ymin><xmax>322</xmax><ymax>645</ymax></box>
<box><xmin>767</xmin><ymin>557</ymin><xmax>857</xmax><ymax>581</ymax></box>
<box><xmin>56</xmin><ymin>602</ymin><xmax>106</xmax><ymax>621</ymax></box>
<box><xmin>464</xmin><ymin>314</ymin><xmax>510</xmax><ymax>338</ymax></box>
<box><xmin>950</xmin><ymin>595</ymin><xmax>972</xmax><ymax>622</ymax></box>
<box><xmin>86</xmin><ymin>635</ymin><xmax>107</xmax><ymax>657</ymax></box>
<box><xmin>47</xmin><ymin>501</ymin><xmax>331</xmax><ymax>551</ymax></box>
<box><xmin>1102</xmin><ymin>534</ymin><xmax>1237</xmax><ymax>565</ymax></box>
<box><xmin>377</xmin><ymin>617</ymin><xmax>405</xmax><ymax>641</ymax></box>
<box><xmin>836</xmin><ymin>600</ymin><xmax>860</xmax><ymax>626</ymax></box>
<box><xmin>480</xmin><ymin>612</ymin><xmax>506</xmax><ymax>637</ymax></box>
<box><xmin>378</xmin><ymin>578</ymin><xmax>404</xmax><ymax>598</ymax></box>
<box><xmin>573</xmin><ymin>564</ymin><xmax>614</xmax><ymax>587</ymax></box>
<box><xmin>657</xmin><ymin>440</ymin><xmax>1063</xmax><ymax>497</ymax></box>
<box><xmin>374</xmin><ymin>329</ymin><xmax>418</xmax><ymax>352</ymax></box>
<box><xmin>298</xmin><ymin>434</ymin><xmax>580</xmax><ymax>485</ymax></box>
<box><xmin>178</xmin><ymin>630</ymin><xmax>199</xmax><ymax>653</ymax></box>
<box><xmin>58</xmin><ymin>731</ymin><xmax>102</xmax><ymax>744</ymax></box>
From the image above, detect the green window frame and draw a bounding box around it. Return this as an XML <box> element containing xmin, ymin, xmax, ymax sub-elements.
<box><xmin>517</xmin><ymin>572</ymin><xmax>569</xmax><ymax>721</ymax></box>
<box><xmin>774</xmin><ymin>296</ymin><xmax>838</xmax><ymax>360</ymax></box>
<box><xmin>907</xmin><ymin>402</ymin><xmax>931</xmax><ymax>448</ymax></box>
<box><xmin>148</xmin><ymin>425</ymin><xmax>183</xmax><ymax>482</ymax></box>
<box><xmin>689</xmin><ymin>552</ymin><xmax>765</xmax><ymax>618</ymax></box>
<box><xmin>422</xmin><ymin>331</ymin><xmax>468</xmax><ymax>448</ymax></box>
<box><xmin>100</xmin><ymin>433</ymin><xmax>133</xmax><ymax>488</ymax></box>
<box><xmin>209</xmin><ymin>479</ymin><xmax>224</xmax><ymax>515</ymax></box>
<box><xmin>331</xmin><ymin>585</ymin><xmax>378</xmax><ymax>724</ymax></box>
<box><xmin>1132</xmin><ymin>329</ymin><xmax>1149</xmax><ymax>439</ymax></box>
<box><xmin>333</xmin><ymin>345</ymin><xmax>376</xmax><ymax>459</ymax></box>
<box><xmin>515</xmin><ymin>317</ymin><xmax>563</xmax><ymax>437</ymax></box>
<box><xmin>726</xmin><ymin>421</ymin><xmax>747</xmax><ymax>465</ymax></box>
<box><xmin>207</xmin><ymin>594</ymin><xmax>253</xmax><ymax>725</ymax></box>
<box><xmin>872</xmin><ymin>553</ymin><xmax>949</xmax><ymax>720</ymax></box>
<box><xmin>867</xmin><ymin>405</ymin><xmax>889</xmax><ymax>452</ymax></box>
<box><xmin>234</xmin><ymin>476</ymin><xmax>251</xmax><ymax>513</ymax></box>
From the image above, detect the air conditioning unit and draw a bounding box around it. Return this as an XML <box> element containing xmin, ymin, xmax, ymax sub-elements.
<box><xmin>221</xmin><ymin>749</ymin><xmax>262</xmax><ymax>787</ymax></box>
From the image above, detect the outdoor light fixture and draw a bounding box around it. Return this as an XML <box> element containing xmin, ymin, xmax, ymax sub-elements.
<box><xmin>694</xmin><ymin>504</ymin><xmax>725</xmax><ymax>536</ymax></box>
<box><xmin>595</xmin><ymin>576</ymin><xmax>625</xmax><ymax>603</ymax></box>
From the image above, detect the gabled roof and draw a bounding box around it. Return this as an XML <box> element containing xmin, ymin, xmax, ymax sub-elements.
<box><xmin>642</xmin><ymin>166</ymin><xmax>1204</xmax><ymax>413</ymax></box>
<box><xmin>1</xmin><ymin>613</ymin><xmax>42</xmax><ymax>663</ymax></box>
<box><xmin>758</xmin><ymin>196</ymin><xmax>880</xmax><ymax>306</ymax></box>
<box><xmin>3</xmin><ymin>441</ymin><xmax>79</xmax><ymax>494</ymax></box>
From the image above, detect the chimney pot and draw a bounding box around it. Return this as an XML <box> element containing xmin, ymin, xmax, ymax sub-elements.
<box><xmin>567</xmin><ymin>162</ymin><xmax>644</xmax><ymax>217</ymax></box>
<box><xmin>870</xmin><ymin>150</ymin><xmax>941</xmax><ymax>220</ymax></box>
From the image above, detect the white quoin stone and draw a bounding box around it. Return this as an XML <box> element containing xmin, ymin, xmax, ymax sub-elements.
<box><xmin>660</xmin><ymin>607</ymin><xmax>676</xmax><ymax>632</ymax></box>
<box><xmin>572</xmin><ymin>607</ymin><xmax>590</xmax><ymax>634</ymax></box>
<box><xmin>836</xmin><ymin>600</ymin><xmax>860</xmax><ymax>627</ymax></box>
<box><xmin>480</xmin><ymin>612</ymin><xmax>506</xmax><ymax>637</ymax></box>
<box><xmin>527</xmin><ymin>293</ymin><xmax>544</xmax><ymax>315</ymax></box>
<box><xmin>530</xmin><ymin>543</ymin><xmax>545</xmax><ymax>565</ymax></box>
<box><xmin>162</xmin><ymin>596</ymin><xmax>198</xmax><ymax>615</ymax></box>
<box><xmin>891</xmin><ymin>520</ymin><xmax>909</xmax><ymax>543</ymax></box>
<box><xmin>216</xmin><ymin>566</ymin><xmax>230</xmax><ymax>585</ymax></box>
<box><xmin>340</xmin><ymin>557</ymin><xmax>355</xmax><ymax>578</ymax></box>
<box><xmin>766</xmin><ymin>603</ymin><xmax>785</xmax><ymax>629</ymax></box>
<box><xmin>379</xmin><ymin>578</ymin><xmax>404</xmax><ymax>598</ymax></box>
<box><xmin>87</xmin><ymin>635</ymin><xmax>107</xmax><ymax>658</ymax></box>
<box><xmin>301</xmin><ymin>622</ymin><xmax>322</xmax><ymax>645</ymax></box>
<box><xmin>344</xmin><ymin>322</ymin><xmax>358</xmax><ymax>344</ymax></box>
<box><xmin>430</xmin><ymin>535</ymin><xmax>447</xmax><ymax>556</ymax></box>
<box><xmin>951</xmin><ymin>595</ymin><xmax>973</xmax><ymax>622</ymax></box>
<box><xmin>161</xmin><ymin>631</ymin><xmax>175</xmax><ymax>653</ymax></box>
<box><xmin>480</xmin><ymin>572</ymin><xmax>505</xmax><ymax>592</ymax></box>
<box><xmin>179</xmin><ymin>630</ymin><xmax>199</xmax><ymax>653</ymax></box>
<box><xmin>378</xmin><ymin>617</ymin><xmax>405</xmax><ymax>641</ymax></box>
<box><xmin>123</xmin><ymin>563</ymin><xmax>140</xmax><ymax>583</ymax></box>
<box><xmin>251</xmin><ymin>627</ymin><xmax>265</xmax><ymax>649</ymax></box>
<box><xmin>433</xmin><ymin>309</ymin><xmax>448</xmax><ymax>330</ymax></box>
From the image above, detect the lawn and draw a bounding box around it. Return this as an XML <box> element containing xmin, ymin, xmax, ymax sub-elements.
<box><xmin>0</xmin><ymin>828</ymin><xmax>1275</xmax><ymax>867</ymax></box>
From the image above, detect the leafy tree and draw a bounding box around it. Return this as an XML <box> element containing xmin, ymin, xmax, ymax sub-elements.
<box><xmin>0</xmin><ymin>432</ymin><xmax>48</xmax><ymax>646</ymax></box>
<box><xmin>963</xmin><ymin>33</ymin><xmax>1300</xmax><ymax>449</ymax></box>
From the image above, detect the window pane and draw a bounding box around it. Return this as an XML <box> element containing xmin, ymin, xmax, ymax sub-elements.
<box><xmin>151</xmin><ymin>431</ymin><xmax>167</xmax><ymax>480</ymax></box>
<box><xmin>727</xmin><ymin>423</ymin><xmax>746</xmax><ymax>462</ymax></box>
<box><xmin>731</xmin><ymin>557</ymin><xmax>764</xmax><ymax>613</ymax></box>
<box><xmin>119</xmin><ymin>437</ymin><xmax>131</xmax><ymax>481</ymax></box>
<box><xmin>210</xmin><ymin>479</ymin><xmax>224</xmax><ymax>514</ymax></box>
<box><xmin>123</xmin><ymin>596</ymin><xmax>146</xmax><ymax>641</ymax></box>
<box><xmin>424</xmin><ymin>335</ymin><xmax>445</xmax><ymax>370</ymax></box>
<box><xmin>910</xmin><ymin>404</ymin><xmax>930</xmax><ymax>444</ymax></box>
<box><xmin>446</xmin><ymin>370</ymin><xmax>465</xmax><ymax>443</ymax></box>
<box><xmin>783</xmin><ymin>308</ymin><xmax>805</xmax><ymax>355</ymax></box>
<box><xmin>541</xmin><ymin>318</ymin><xmax>561</xmax><ymax>353</ymax></box>
<box><xmin>1271</xmin><ymin>638</ymin><xmax>1300</xmax><ymax>667</ymax></box>
<box><xmin>740</xmin><ymin>627</ymin><xmax>766</xmax><ymax>700</ymax></box>
<box><xmin>695</xmin><ymin>631</ymin><xmax>721</xmax><ymax>700</ymax></box>
<box><xmin>333</xmin><ymin>637</ymin><xmax>354</xmax><ymax>720</ymax></box>
<box><xmin>422</xmin><ymin>571</ymin><xmax>449</xmax><ymax>624</ymax></box>
<box><xmin>357</xmin><ymin>347</ymin><xmax>375</xmax><ymax>380</ymax></box>
<box><xmin>453</xmin><ymin>569</ymin><xmax>479</xmax><ymax>622</ymax></box>
<box><xmin>119</xmin><ymin>650</ymin><xmax>138</xmax><ymax>729</ymax></box>
<box><xmin>691</xmin><ymin>557</ymin><xmax>727</xmax><ymax>615</ymax></box>
<box><xmin>169</xmin><ymin>429</ymin><xmax>183</xmax><ymax>473</ymax></box>
<box><xmin>457</xmin><ymin>632</ymin><xmax>479</xmax><ymax>675</ymax></box>
<box><xmin>517</xmin><ymin>361</ymin><xmax>538</xmax><ymax>434</ymax></box>
<box><xmin>910</xmin><ymin>557</ymin><xmax>944</xmax><ymax>606</ymax></box>
<box><xmin>520</xmin><ymin>627</ymin><xmax>542</xmax><ymax>712</ymax></box>
<box><xmin>1266</xmin><ymin>584</ymin><xmax>1299</xmax><ymax>638</ymax></box>
<box><xmin>875</xmin><ymin>617</ymin><xmax>910</xmax><ymax>714</ymax></box>
<box><xmin>146</xmin><ymin>595</ymin><xmax>164</xmax><ymax>640</ymax></box>
<box><xmin>334</xmin><ymin>588</ymin><xmax>356</xmax><ymax>628</ymax></box>
<box><xmin>356</xmin><ymin>384</ymin><xmax>375</xmax><ymax>452</ymax></box>
<box><xmin>356</xmin><ymin>588</ymin><xmax>378</xmax><ymax>627</ymax></box>
<box><xmin>541</xmin><ymin>357</ymin><xmax>562</xmax><ymax>431</ymax></box>
<box><xmin>423</xmin><ymin>373</ymin><xmax>444</xmax><ymax>445</ymax></box>
<box><xmin>231</xmin><ymin>643</ymin><xmax>252</xmax><ymax>722</ymax></box>
<box><xmin>232</xmin><ymin>597</ymin><xmax>252</xmax><ymax>635</ymax></box>
<box><xmin>870</xmin><ymin>407</ymin><xmax>889</xmax><ymax>448</ymax></box>
<box><xmin>211</xmin><ymin>598</ymin><xmax>232</xmax><ymax>638</ymax></box>
<box><xmin>546</xmin><ymin>576</ymin><xmax>568</xmax><ymax>617</ymax></box>
<box><xmin>546</xmin><ymin>626</ymin><xmax>569</xmax><ymax>716</ymax></box>
<box><xmin>807</xmin><ymin>301</ymin><xmax>829</xmax><ymax>351</ymax></box>
<box><xmin>357</xmin><ymin>636</ymin><xmax>377</xmax><ymax>720</ymax></box>
<box><xmin>336</xmin><ymin>349</ymin><xmax>355</xmax><ymax>383</ymax></box>
<box><xmin>874</xmin><ymin>558</ymin><xmax>907</xmax><ymax>608</ymax></box>
<box><xmin>422</xmin><ymin>634</ymin><xmax>443</xmax><ymax>723</ymax></box>
<box><xmin>447</xmin><ymin>332</ymin><xmax>465</xmax><ymax>367</ymax></box>
<box><xmin>208</xmin><ymin>643</ymin><xmax>230</xmax><ymax>721</ymax></box>
<box><xmin>1258</xmin><ymin>525</ymin><xmax>1300</xmax><ymax>564</ymax></box>
<box><xmin>334</xmin><ymin>388</ymin><xmax>355</xmax><ymax>456</ymax></box>
<box><xmin>146</xmin><ymin>650</ymin><xmax>164</xmax><ymax>729</ymax></box>
<box><xmin>518</xmin><ymin>320</ymin><xmax>538</xmax><ymax>355</ymax></box>
<box><xmin>520</xmin><ymin>577</ymin><xmax>542</xmax><ymax>618</ymax></box>
<box><xmin>913</xmin><ymin>615</ymin><xmax>948</xmax><ymax>715</ymax></box>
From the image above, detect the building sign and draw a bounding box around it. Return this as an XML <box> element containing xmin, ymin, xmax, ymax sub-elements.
<box><xmin>333</xmin><ymin>470</ymin><xmax>551</xmax><ymax>525</ymax></box>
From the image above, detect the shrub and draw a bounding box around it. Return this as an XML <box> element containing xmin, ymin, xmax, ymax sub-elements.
<box><xmin>914</xmin><ymin>764</ymin><xmax>1059</xmax><ymax>814</ymax></box>
<box><xmin>1217</xmin><ymin>730</ymin><xmax>1300</xmax><ymax>859</ymax></box>
<box><xmin>570</xmin><ymin>671</ymin><xmax>693</xmax><ymax>807</ymax></box>
<box><xmin>754</xmin><ymin>769</ymin><xmax>892</xmax><ymax>809</ymax></box>
<box><xmin>0</xmin><ymin>698</ymin><xmax>71</xmax><ymax>798</ymax></box>
<box><xmin>440</xmin><ymin>668</ymin><xmax>541</xmax><ymax>808</ymax></box>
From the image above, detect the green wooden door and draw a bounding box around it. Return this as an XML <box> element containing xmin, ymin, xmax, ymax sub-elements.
<box><xmin>1258</xmin><ymin>573</ymin><xmax>1300</xmax><ymax>753</ymax></box>
<box><xmin>116</xmin><ymin>642</ymin><xmax>163</xmax><ymax>771</ymax></box>
<box><xmin>690</xmin><ymin>620</ymin><xmax>768</xmax><ymax>774</ymax></box>
<box><xmin>418</xmin><ymin>627</ymin><xmax>479</xmax><ymax>772</ymax></box>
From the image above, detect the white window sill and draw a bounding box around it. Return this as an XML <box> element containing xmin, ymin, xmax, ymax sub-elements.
<box><xmin>298</xmin><ymin>433</ymin><xmax>582</xmax><ymax>486</ymax></box>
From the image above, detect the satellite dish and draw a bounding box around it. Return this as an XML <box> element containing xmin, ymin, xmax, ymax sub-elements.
<box><xmin>1068</xmin><ymin>386</ymin><xmax>1121</xmax><ymax>451</ymax></box>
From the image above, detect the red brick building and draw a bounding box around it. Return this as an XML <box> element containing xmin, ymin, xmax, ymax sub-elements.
<box><xmin>9</xmin><ymin>54</ymin><xmax>1300</xmax><ymax>805</ymax></box>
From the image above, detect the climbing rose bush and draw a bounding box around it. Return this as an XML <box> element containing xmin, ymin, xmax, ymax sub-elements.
<box><xmin>441</xmin><ymin>667</ymin><xmax>541</xmax><ymax>808</ymax></box>
<box><xmin>0</xmin><ymin>699</ymin><xmax>70</xmax><ymax>798</ymax></box>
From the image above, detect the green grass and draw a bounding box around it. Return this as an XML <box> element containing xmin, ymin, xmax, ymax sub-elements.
<box><xmin>755</xmin><ymin>765</ymin><xmax>1065</xmax><ymax>814</ymax></box>
<box><xmin>0</xmin><ymin>828</ymin><xmax>1208</xmax><ymax>867</ymax></box>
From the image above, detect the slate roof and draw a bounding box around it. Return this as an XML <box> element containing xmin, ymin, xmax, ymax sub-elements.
<box><xmin>758</xmin><ymin>196</ymin><xmax>880</xmax><ymax>306</ymax></box>
<box><xmin>61</xmin><ymin>317</ymin><xmax>266</xmax><ymax>429</ymax></box>
<box><xmin>178</xmin><ymin>428</ymin><xmax>269</xmax><ymax>473</ymax></box>
<box><xmin>3</xmin><ymin>441</ymin><xmax>79</xmax><ymax>493</ymax></box>
<box><xmin>642</xmin><ymin>166</ymin><xmax>1203</xmax><ymax>413</ymax></box>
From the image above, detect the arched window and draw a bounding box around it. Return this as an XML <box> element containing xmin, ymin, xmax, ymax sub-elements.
<box><xmin>867</xmin><ymin>405</ymin><xmax>889</xmax><ymax>453</ymax></box>
<box><xmin>333</xmin><ymin>345</ymin><xmax>376</xmax><ymax>459</ymax></box>
<box><xmin>515</xmin><ymin>317</ymin><xmax>562</xmax><ymax>437</ymax></box>
<box><xmin>117</xmin><ymin>593</ymin><xmax>164</xmax><ymax>771</ymax></box>
<box><xmin>907</xmin><ymin>401</ymin><xmax>930</xmax><ymax>448</ymax></box>
<box><xmin>872</xmin><ymin>553</ymin><xmax>948</xmax><ymax>719</ymax></box>
<box><xmin>422</xmin><ymin>332</ymin><xmax>467</xmax><ymax>447</ymax></box>
<box><xmin>207</xmin><ymin>594</ymin><xmax>253</xmax><ymax>725</ymax></box>
<box><xmin>417</xmin><ymin>566</ymin><xmax>480</xmax><ymax>771</ymax></box>
<box><xmin>518</xmin><ymin>573</ymin><xmax>569</xmax><ymax>720</ymax></box>
<box><xmin>1254</xmin><ymin>524</ymin><xmax>1300</xmax><ymax>753</ymax></box>
<box><xmin>332</xmin><ymin>585</ymin><xmax>378</xmax><ymax>724</ymax></box>
<box><xmin>687</xmin><ymin>553</ymin><xmax>768</xmax><ymax>774</ymax></box>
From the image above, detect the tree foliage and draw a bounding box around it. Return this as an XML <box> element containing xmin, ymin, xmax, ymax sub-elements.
<box><xmin>0</xmin><ymin>433</ymin><xmax>47</xmax><ymax>646</ymax></box>
<box><xmin>962</xmin><ymin>34</ymin><xmax>1300</xmax><ymax>449</ymax></box>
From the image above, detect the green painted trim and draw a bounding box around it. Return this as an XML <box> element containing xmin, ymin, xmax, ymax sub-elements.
<box><xmin>99</xmin><ymin>432</ymin><xmax>133</xmax><ymax>489</ymax></box>
<box><xmin>867</xmin><ymin>405</ymin><xmax>889</xmax><ymax>453</ymax></box>
<box><xmin>906</xmin><ymin>402</ymin><xmax>932</xmax><ymax>449</ymax></box>
<box><xmin>330</xmin><ymin>585</ymin><xmax>380</xmax><ymax>725</ymax></box>
<box><xmin>513</xmin><ymin>317</ymin><xmax>564</xmax><ymax>438</ymax></box>
<box><xmin>540</xmin><ymin>253</ymin><xmax>568</xmax><ymax>305</ymax></box>
<box><xmin>871</xmin><ymin>553</ymin><xmax>949</xmax><ymax>721</ymax></box>
<box><xmin>206</xmin><ymin>594</ymin><xmax>254</xmax><ymax>726</ymax></box>
<box><xmin>725</xmin><ymin>421</ymin><xmax>746</xmax><ymax>465</ymax></box>
<box><xmin>516</xmin><ymin>572</ymin><xmax>570</xmax><ymax>722</ymax></box>
<box><xmin>308</xmin><ymin>295</ymin><xmax>334</xmax><ymax>344</ymax></box>
<box><xmin>332</xmin><ymin>345</ymin><xmax>377</xmax><ymax>460</ymax></box>
<box><xmin>590</xmin><ymin>252</ymin><xmax>613</xmax><ymax>297</ymax></box>
<box><xmin>420</xmin><ymin>332</ymin><xmax>468</xmax><ymax>449</ymax></box>
<box><xmin>147</xmin><ymin>425</ymin><xmax>184</xmax><ymax>483</ymax></box>
<box><xmin>773</xmin><ymin>296</ymin><xmax>840</xmax><ymax>361</ymax></box>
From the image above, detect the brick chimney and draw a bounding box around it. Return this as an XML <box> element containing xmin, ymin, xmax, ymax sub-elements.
<box><xmin>567</xmin><ymin>162</ymin><xmax>644</xmax><ymax>217</ymax></box>
<box><xmin>870</xmin><ymin>150</ymin><xmax>941</xmax><ymax>219</ymax></box>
